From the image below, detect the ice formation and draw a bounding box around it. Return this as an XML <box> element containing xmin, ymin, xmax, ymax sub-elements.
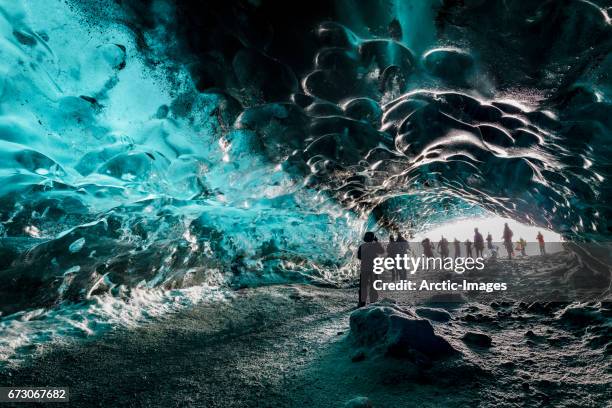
<box><xmin>0</xmin><ymin>0</ymin><xmax>364</xmax><ymax>319</ymax></box>
<box><xmin>0</xmin><ymin>0</ymin><xmax>610</xmax><ymax>364</ymax></box>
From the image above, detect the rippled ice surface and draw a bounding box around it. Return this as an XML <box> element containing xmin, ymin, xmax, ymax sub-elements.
<box><xmin>0</xmin><ymin>0</ymin><xmax>363</xmax><ymax>364</ymax></box>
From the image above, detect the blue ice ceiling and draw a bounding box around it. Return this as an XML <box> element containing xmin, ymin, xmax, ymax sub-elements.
<box><xmin>0</xmin><ymin>0</ymin><xmax>611</xmax><ymax>315</ymax></box>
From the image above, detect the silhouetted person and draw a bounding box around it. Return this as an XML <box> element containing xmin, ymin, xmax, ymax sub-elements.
<box><xmin>465</xmin><ymin>239</ymin><xmax>473</xmax><ymax>258</ymax></box>
<box><xmin>422</xmin><ymin>238</ymin><xmax>434</xmax><ymax>258</ymax></box>
<box><xmin>395</xmin><ymin>233</ymin><xmax>410</xmax><ymax>280</ymax></box>
<box><xmin>486</xmin><ymin>233</ymin><xmax>493</xmax><ymax>250</ymax></box>
<box><xmin>502</xmin><ymin>223</ymin><xmax>514</xmax><ymax>259</ymax></box>
<box><xmin>453</xmin><ymin>238</ymin><xmax>461</xmax><ymax>259</ymax></box>
<box><xmin>515</xmin><ymin>239</ymin><xmax>523</xmax><ymax>256</ymax></box>
<box><xmin>536</xmin><ymin>231</ymin><xmax>545</xmax><ymax>254</ymax></box>
<box><xmin>357</xmin><ymin>232</ymin><xmax>384</xmax><ymax>307</ymax></box>
<box><xmin>387</xmin><ymin>234</ymin><xmax>398</xmax><ymax>282</ymax></box>
<box><xmin>519</xmin><ymin>237</ymin><xmax>527</xmax><ymax>256</ymax></box>
<box><xmin>474</xmin><ymin>228</ymin><xmax>484</xmax><ymax>258</ymax></box>
<box><xmin>437</xmin><ymin>236</ymin><xmax>450</xmax><ymax>258</ymax></box>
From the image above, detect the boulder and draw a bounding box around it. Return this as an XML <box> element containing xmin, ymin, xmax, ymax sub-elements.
<box><xmin>349</xmin><ymin>304</ymin><xmax>457</xmax><ymax>359</ymax></box>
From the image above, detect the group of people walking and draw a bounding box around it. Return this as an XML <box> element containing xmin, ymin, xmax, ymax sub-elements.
<box><xmin>359</xmin><ymin>224</ymin><xmax>547</xmax><ymax>263</ymax></box>
<box><xmin>357</xmin><ymin>224</ymin><xmax>548</xmax><ymax>306</ymax></box>
<box><xmin>423</xmin><ymin>223</ymin><xmax>547</xmax><ymax>260</ymax></box>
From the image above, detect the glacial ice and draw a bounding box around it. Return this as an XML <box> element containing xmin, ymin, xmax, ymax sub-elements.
<box><xmin>0</xmin><ymin>0</ymin><xmax>611</xmax><ymax>368</ymax></box>
<box><xmin>0</xmin><ymin>0</ymin><xmax>363</xmax><ymax>320</ymax></box>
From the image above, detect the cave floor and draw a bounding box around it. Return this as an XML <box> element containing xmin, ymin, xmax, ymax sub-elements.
<box><xmin>0</xmin><ymin>285</ymin><xmax>361</xmax><ymax>407</ymax></box>
<box><xmin>0</xmin><ymin>258</ymin><xmax>610</xmax><ymax>407</ymax></box>
<box><xmin>0</xmin><ymin>284</ymin><xmax>481</xmax><ymax>407</ymax></box>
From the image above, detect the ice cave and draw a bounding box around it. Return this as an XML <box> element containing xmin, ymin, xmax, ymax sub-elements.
<box><xmin>0</xmin><ymin>0</ymin><xmax>610</xmax><ymax>406</ymax></box>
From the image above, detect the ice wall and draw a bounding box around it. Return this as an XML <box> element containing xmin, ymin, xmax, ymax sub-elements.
<box><xmin>0</xmin><ymin>0</ymin><xmax>363</xmax><ymax>316</ymax></box>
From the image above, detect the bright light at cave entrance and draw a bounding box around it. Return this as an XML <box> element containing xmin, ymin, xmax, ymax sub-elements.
<box><xmin>413</xmin><ymin>215</ymin><xmax>563</xmax><ymax>242</ymax></box>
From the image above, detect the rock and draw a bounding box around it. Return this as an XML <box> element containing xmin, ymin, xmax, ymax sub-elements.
<box><xmin>344</xmin><ymin>396</ymin><xmax>373</xmax><ymax>408</ymax></box>
<box><xmin>463</xmin><ymin>313</ymin><xmax>494</xmax><ymax>323</ymax></box>
<box><xmin>415</xmin><ymin>307</ymin><xmax>451</xmax><ymax>322</ymax></box>
<box><xmin>497</xmin><ymin>311</ymin><xmax>511</xmax><ymax>319</ymax></box>
<box><xmin>524</xmin><ymin>330</ymin><xmax>545</xmax><ymax>342</ymax></box>
<box><xmin>462</xmin><ymin>332</ymin><xmax>492</xmax><ymax>348</ymax></box>
<box><xmin>349</xmin><ymin>304</ymin><xmax>457</xmax><ymax>359</ymax></box>
<box><xmin>559</xmin><ymin>305</ymin><xmax>605</xmax><ymax>327</ymax></box>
